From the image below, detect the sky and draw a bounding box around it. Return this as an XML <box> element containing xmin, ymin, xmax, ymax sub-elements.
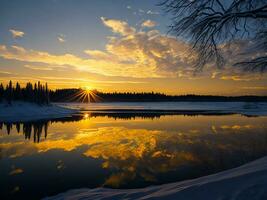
<box><xmin>0</xmin><ymin>0</ymin><xmax>266</xmax><ymax>95</ymax></box>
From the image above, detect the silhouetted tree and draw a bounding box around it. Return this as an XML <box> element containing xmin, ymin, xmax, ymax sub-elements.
<box><xmin>160</xmin><ymin>0</ymin><xmax>267</xmax><ymax>72</ymax></box>
<box><xmin>25</xmin><ymin>82</ymin><xmax>33</xmax><ymax>102</ymax></box>
<box><xmin>0</xmin><ymin>83</ymin><xmax>4</xmax><ymax>102</ymax></box>
<box><xmin>33</xmin><ymin>83</ymin><xmax>37</xmax><ymax>103</ymax></box>
<box><xmin>14</xmin><ymin>82</ymin><xmax>22</xmax><ymax>100</ymax></box>
<box><xmin>45</xmin><ymin>82</ymin><xmax>50</xmax><ymax>104</ymax></box>
<box><xmin>6</xmin><ymin>81</ymin><xmax>13</xmax><ymax>105</ymax></box>
<box><xmin>16</xmin><ymin>123</ymin><xmax>20</xmax><ymax>133</ymax></box>
<box><xmin>0</xmin><ymin>81</ymin><xmax>50</xmax><ymax>105</ymax></box>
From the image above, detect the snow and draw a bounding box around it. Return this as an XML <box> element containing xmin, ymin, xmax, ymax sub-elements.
<box><xmin>0</xmin><ymin>102</ymin><xmax>77</xmax><ymax>122</ymax></box>
<box><xmin>1</xmin><ymin>102</ymin><xmax>267</xmax><ymax>122</ymax></box>
<box><xmin>57</xmin><ymin>102</ymin><xmax>267</xmax><ymax>116</ymax></box>
<box><xmin>44</xmin><ymin>156</ymin><xmax>267</xmax><ymax>200</ymax></box>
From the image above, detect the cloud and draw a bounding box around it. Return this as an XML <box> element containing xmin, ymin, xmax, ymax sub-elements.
<box><xmin>0</xmin><ymin>70</ymin><xmax>14</xmax><ymax>77</ymax></box>
<box><xmin>139</xmin><ymin>9</ymin><xmax>145</xmax><ymax>13</ymax></box>
<box><xmin>57</xmin><ymin>34</ymin><xmax>65</xmax><ymax>43</ymax></box>
<box><xmin>24</xmin><ymin>64</ymin><xmax>55</xmax><ymax>71</ymax></box>
<box><xmin>147</xmin><ymin>10</ymin><xmax>160</xmax><ymax>15</ymax></box>
<box><xmin>0</xmin><ymin>44</ymin><xmax>158</xmax><ymax>78</ymax></box>
<box><xmin>0</xmin><ymin>70</ymin><xmax>12</xmax><ymax>75</ymax></box>
<box><xmin>241</xmin><ymin>86</ymin><xmax>267</xmax><ymax>90</ymax></box>
<box><xmin>141</xmin><ymin>20</ymin><xmax>157</xmax><ymax>28</ymax></box>
<box><xmin>219</xmin><ymin>73</ymin><xmax>262</xmax><ymax>81</ymax></box>
<box><xmin>101</xmin><ymin>17</ymin><xmax>135</xmax><ymax>36</ymax></box>
<box><xmin>9</xmin><ymin>29</ymin><xmax>25</xmax><ymax>38</ymax></box>
<box><xmin>1</xmin><ymin>19</ymin><xmax>266</xmax><ymax>80</ymax></box>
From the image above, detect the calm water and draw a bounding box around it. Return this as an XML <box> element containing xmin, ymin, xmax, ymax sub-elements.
<box><xmin>1</xmin><ymin>113</ymin><xmax>267</xmax><ymax>199</ymax></box>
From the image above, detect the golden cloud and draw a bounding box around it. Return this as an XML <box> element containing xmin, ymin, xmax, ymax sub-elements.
<box><xmin>9</xmin><ymin>29</ymin><xmax>25</xmax><ymax>38</ymax></box>
<box><xmin>141</xmin><ymin>20</ymin><xmax>157</xmax><ymax>28</ymax></box>
<box><xmin>1</xmin><ymin>19</ymin><xmax>266</xmax><ymax>81</ymax></box>
<box><xmin>101</xmin><ymin>17</ymin><xmax>136</xmax><ymax>36</ymax></box>
<box><xmin>0</xmin><ymin>21</ymin><xmax>195</xmax><ymax>78</ymax></box>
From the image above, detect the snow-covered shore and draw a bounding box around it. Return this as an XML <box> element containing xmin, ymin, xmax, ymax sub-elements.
<box><xmin>0</xmin><ymin>102</ymin><xmax>77</xmax><ymax>122</ymax></box>
<box><xmin>2</xmin><ymin>101</ymin><xmax>267</xmax><ymax>122</ymax></box>
<box><xmin>57</xmin><ymin>102</ymin><xmax>267</xmax><ymax>116</ymax></box>
<box><xmin>44</xmin><ymin>156</ymin><xmax>267</xmax><ymax>200</ymax></box>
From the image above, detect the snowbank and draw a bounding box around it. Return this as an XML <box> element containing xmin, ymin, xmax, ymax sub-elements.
<box><xmin>0</xmin><ymin>102</ymin><xmax>77</xmax><ymax>122</ymax></box>
<box><xmin>44</xmin><ymin>156</ymin><xmax>267</xmax><ymax>200</ymax></box>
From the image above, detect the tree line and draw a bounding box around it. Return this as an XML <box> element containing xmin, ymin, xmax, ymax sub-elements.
<box><xmin>50</xmin><ymin>88</ymin><xmax>267</xmax><ymax>102</ymax></box>
<box><xmin>0</xmin><ymin>81</ymin><xmax>50</xmax><ymax>105</ymax></box>
<box><xmin>1</xmin><ymin>82</ymin><xmax>267</xmax><ymax>104</ymax></box>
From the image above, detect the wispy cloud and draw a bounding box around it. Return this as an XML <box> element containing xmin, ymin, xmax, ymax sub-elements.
<box><xmin>138</xmin><ymin>9</ymin><xmax>145</xmax><ymax>13</ymax></box>
<box><xmin>220</xmin><ymin>75</ymin><xmax>261</xmax><ymax>81</ymax></box>
<box><xmin>9</xmin><ymin>29</ymin><xmax>25</xmax><ymax>38</ymax></box>
<box><xmin>57</xmin><ymin>34</ymin><xmax>65</xmax><ymax>43</ymax></box>
<box><xmin>147</xmin><ymin>10</ymin><xmax>160</xmax><ymax>15</ymax></box>
<box><xmin>0</xmin><ymin>70</ymin><xmax>12</xmax><ymax>75</ymax></box>
<box><xmin>241</xmin><ymin>86</ymin><xmax>267</xmax><ymax>90</ymax></box>
<box><xmin>24</xmin><ymin>64</ymin><xmax>55</xmax><ymax>71</ymax></box>
<box><xmin>0</xmin><ymin>70</ymin><xmax>15</xmax><ymax>77</ymax></box>
<box><xmin>127</xmin><ymin>7</ymin><xmax>159</xmax><ymax>16</ymax></box>
<box><xmin>141</xmin><ymin>20</ymin><xmax>157</xmax><ymax>28</ymax></box>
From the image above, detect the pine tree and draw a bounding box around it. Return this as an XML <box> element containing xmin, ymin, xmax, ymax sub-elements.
<box><xmin>37</xmin><ymin>81</ymin><xmax>41</xmax><ymax>104</ymax></box>
<box><xmin>0</xmin><ymin>83</ymin><xmax>4</xmax><ymax>102</ymax></box>
<box><xmin>15</xmin><ymin>82</ymin><xmax>21</xmax><ymax>100</ymax></box>
<box><xmin>25</xmin><ymin>82</ymin><xmax>33</xmax><ymax>102</ymax></box>
<box><xmin>7</xmin><ymin>80</ymin><xmax>13</xmax><ymax>105</ymax></box>
<box><xmin>34</xmin><ymin>83</ymin><xmax>37</xmax><ymax>103</ymax></box>
<box><xmin>45</xmin><ymin>83</ymin><xmax>50</xmax><ymax>105</ymax></box>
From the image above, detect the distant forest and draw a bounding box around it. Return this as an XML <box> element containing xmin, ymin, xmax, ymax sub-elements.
<box><xmin>0</xmin><ymin>81</ymin><xmax>267</xmax><ymax>104</ymax></box>
<box><xmin>50</xmin><ymin>88</ymin><xmax>267</xmax><ymax>102</ymax></box>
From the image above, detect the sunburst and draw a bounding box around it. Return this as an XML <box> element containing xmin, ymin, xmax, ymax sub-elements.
<box><xmin>69</xmin><ymin>88</ymin><xmax>102</xmax><ymax>103</ymax></box>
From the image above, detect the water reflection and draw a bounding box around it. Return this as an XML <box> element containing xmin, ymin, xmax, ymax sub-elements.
<box><xmin>0</xmin><ymin>113</ymin><xmax>267</xmax><ymax>200</ymax></box>
<box><xmin>0</xmin><ymin>112</ymin><xmax>236</xmax><ymax>141</ymax></box>
<box><xmin>0</xmin><ymin>116</ymin><xmax>84</xmax><ymax>142</ymax></box>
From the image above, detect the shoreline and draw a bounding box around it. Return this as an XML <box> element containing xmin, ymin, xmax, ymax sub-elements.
<box><xmin>44</xmin><ymin>156</ymin><xmax>267</xmax><ymax>200</ymax></box>
<box><xmin>1</xmin><ymin>101</ymin><xmax>267</xmax><ymax>123</ymax></box>
<box><xmin>57</xmin><ymin>101</ymin><xmax>267</xmax><ymax>116</ymax></box>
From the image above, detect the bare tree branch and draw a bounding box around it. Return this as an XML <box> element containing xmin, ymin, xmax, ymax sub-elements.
<box><xmin>159</xmin><ymin>0</ymin><xmax>267</xmax><ymax>72</ymax></box>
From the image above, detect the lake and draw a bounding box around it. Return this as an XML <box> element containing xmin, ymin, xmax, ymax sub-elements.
<box><xmin>1</xmin><ymin>108</ymin><xmax>267</xmax><ymax>199</ymax></box>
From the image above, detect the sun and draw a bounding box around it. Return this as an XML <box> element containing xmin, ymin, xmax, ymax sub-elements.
<box><xmin>84</xmin><ymin>86</ymin><xmax>93</xmax><ymax>91</ymax></box>
<box><xmin>68</xmin><ymin>86</ymin><xmax>102</xmax><ymax>103</ymax></box>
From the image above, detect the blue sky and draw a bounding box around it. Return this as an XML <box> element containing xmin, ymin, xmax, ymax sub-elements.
<box><xmin>0</xmin><ymin>0</ymin><xmax>167</xmax><ymax>55</ymax></box>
